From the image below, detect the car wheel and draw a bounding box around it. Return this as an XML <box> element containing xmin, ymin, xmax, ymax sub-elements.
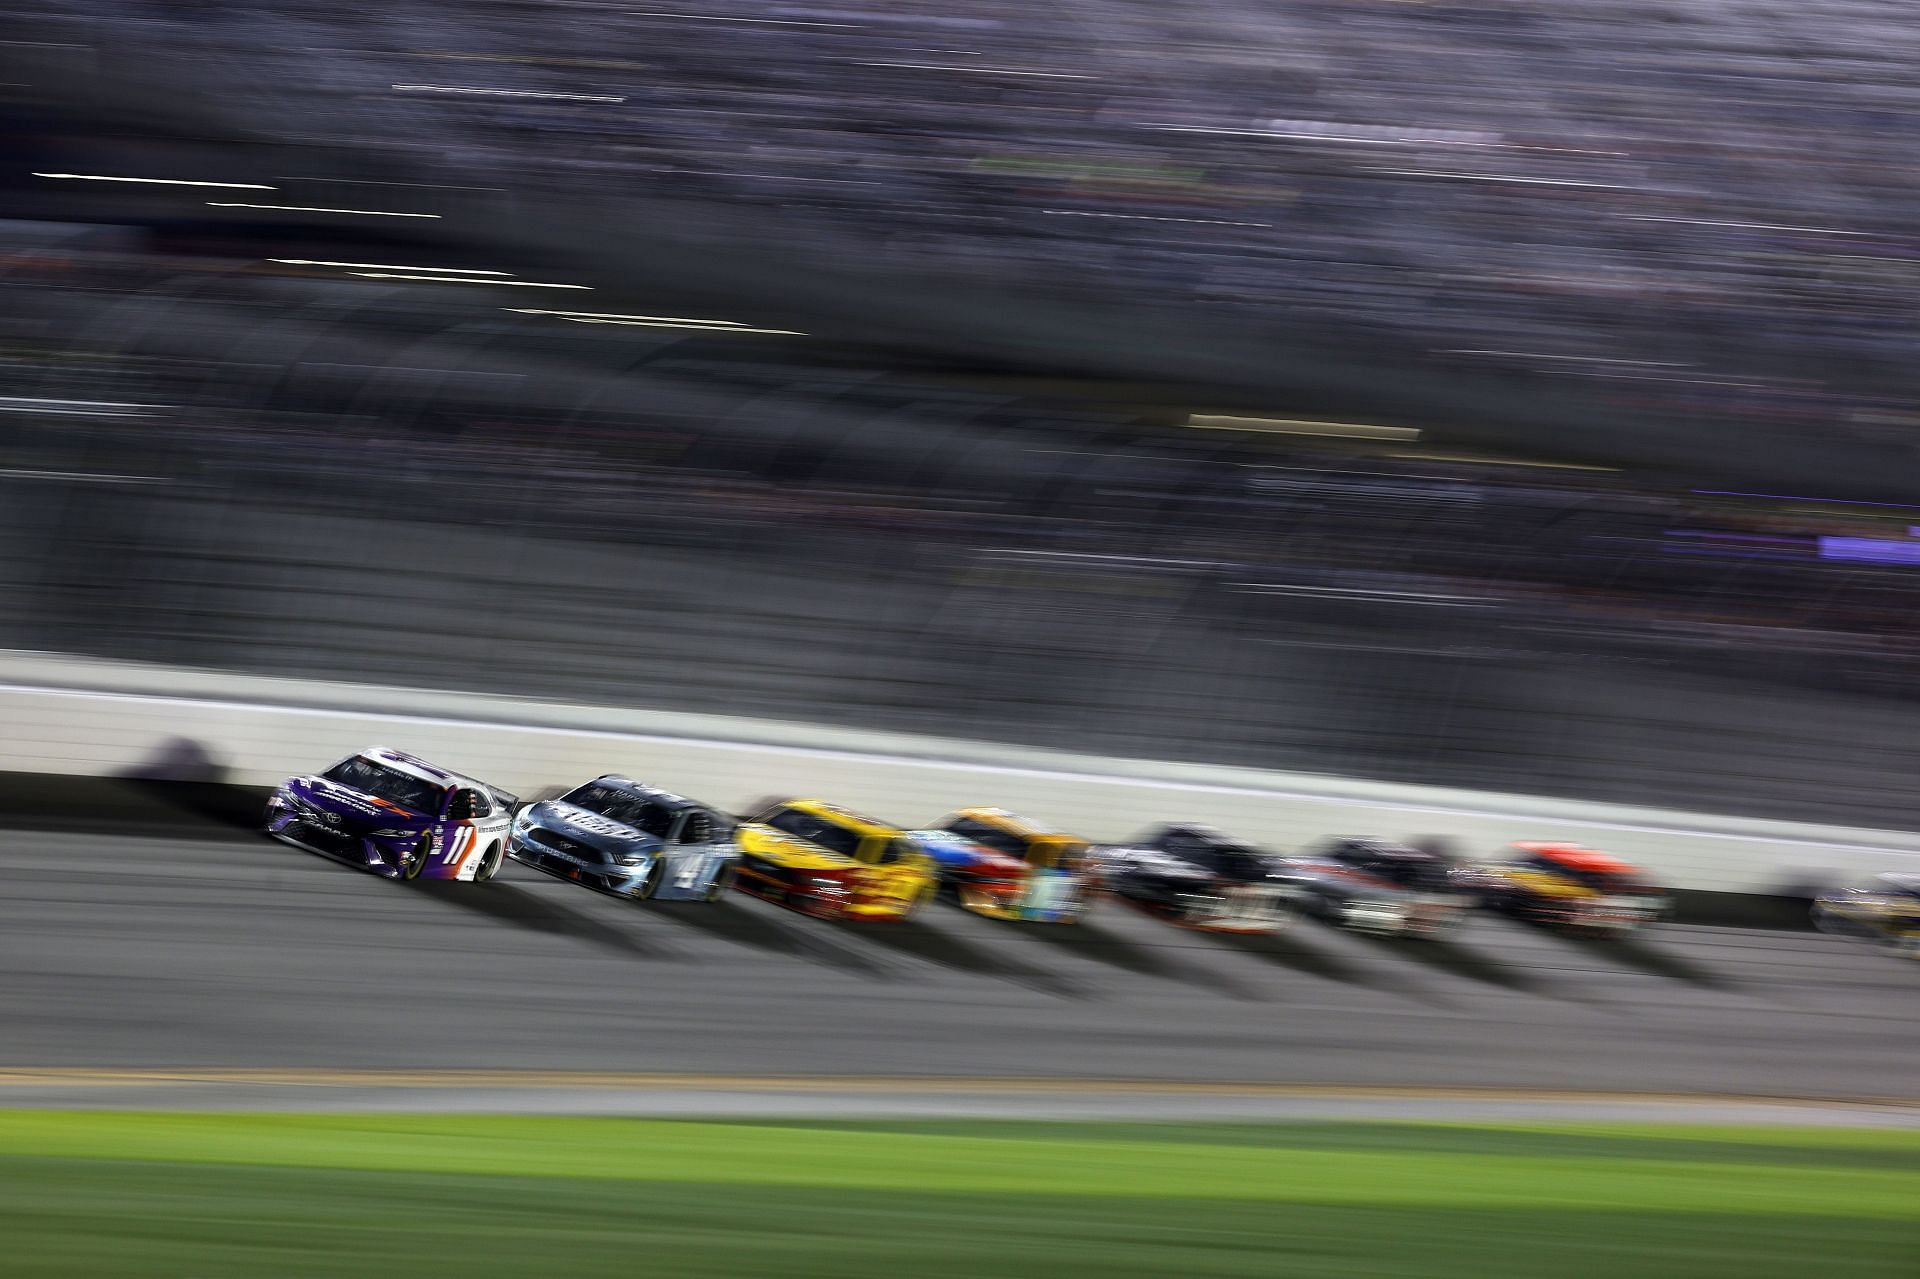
<box><xmin>704</xmin><ymin>862</ymin><xmax>737</xmax><ymax>903</ymax></box>
<box><xmin>634</xmin><ymin>857</ymin><xmax>666</xmax><ymax>901</ymax></box>
<box><xmin>400</xmin><ymin>834</ymin><xmax>432</xmax><ymax>881</ymax></box>
<box><xmin>473</xmin><ymin>842</ymin><xmax>504</xmax><ymax>883</ymax></box>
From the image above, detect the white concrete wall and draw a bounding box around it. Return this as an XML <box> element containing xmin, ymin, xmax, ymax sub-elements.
<box><xmin>3</xmin><ymin>649</ymin><xmax>1914</xmax><ymax>894</ymax></box>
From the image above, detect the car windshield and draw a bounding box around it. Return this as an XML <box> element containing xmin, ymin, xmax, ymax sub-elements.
<box><xmin>562</xmin><ymin>783</ymin><xmax>679</xmax><ymax>838</ymax></box>
<box><xmin>1343</xmin><ymin>849</ymin><xmax>1449</xmax><ymax>891</ymax></box>
<box><xmin>322</xmin><ymin>757</ymin><xmax>445</xmax><ymax>816</ymax></box>
<box><xmin>763</xmin><ymin>808</ymin><xmax>863</xmax><ymax>858</ymax></box>
<box><xmin>944</xmin><ymin>817</ymin><xmax>1031</xmax><ymax>861</ymax></box>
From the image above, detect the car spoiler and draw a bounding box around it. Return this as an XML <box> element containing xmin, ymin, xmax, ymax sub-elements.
<box><xmin>488</xmin><ymin>785</ymin><xmax>523</xmax><ymax>814</ymax></box>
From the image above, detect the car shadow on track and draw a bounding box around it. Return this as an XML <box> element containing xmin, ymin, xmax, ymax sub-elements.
<box><xmin>407</xmin><ymin>880</ymin><xmax>659</xmax><ymax>960</ymax></box>
<box><xmin>646</xmin><ymin>899</ymin><xmax>892</xmax><ymax>979</ymax></box>
<box><xmin>1349</xmin><ymin>932</ymin><xmax>1557</xmax><ymax>996</ymax></box>
<box><xmin>1013</xmin><ymin>915</ymin><xmax>1255</xmax><ymax>995</ymax></box>
<box><xmin>1547</xmin><ymin>929</ymin><xmax>1735</xmax><ymax>989</ymax></box>
<box><xmin>1209</xmin><ymin>928</ymin><xmax>1380</xmax><ymax>987</ymax></box>
<box><xmin>835</xmin><ymin>918</ymin><xmax>1086</xmax><ymax>999</ymax></box>
<box><xmin>0</xmin><ymin>773</ymin><xmax>268</xmax><ymax>839</ymax></box>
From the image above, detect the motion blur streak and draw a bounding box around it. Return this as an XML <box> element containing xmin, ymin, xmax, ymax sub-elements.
<box><xmin>347</xmin><ymin>272</ymin><xmax>591</xmax><ymax>287</ymax></box>
<box><xmin>1185</xmin><ymin>416</ymin><xmax>1421</xmax><ymax>439</ymax></box>
<box><xmin>271</xmin><ymin>259</ymin><xmax>515</xmax><ymax>273</ymax></box>
<box><xmin>203</xmin><ymin>202</ymin><xmax>443</xmax><ymax>217</ymax></box>
<box><xmin>33</xmin><ymin>173</ymin><xmax>277</xmax><ymax>189</ymax></box>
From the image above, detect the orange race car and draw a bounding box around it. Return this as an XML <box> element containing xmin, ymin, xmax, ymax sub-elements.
<box><xmin>1463</xmin><ymin>842</ymin><xmax>1670</xmax><ymax>936</ymax></box>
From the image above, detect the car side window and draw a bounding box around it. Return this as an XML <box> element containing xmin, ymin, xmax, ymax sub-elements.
<box><xmin>677</xmin><ymin>812</ymin><xmax>709</xmax><ymax>845</ymax></box>
<box><xmin>448</xmin><ymin>789</ymin><xmax>489</xmax><ymax>821</ymax></box>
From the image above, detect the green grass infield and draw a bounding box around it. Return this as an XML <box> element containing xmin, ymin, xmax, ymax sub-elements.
<box><xmin>2</xmin><ymin>1113</ymin><xmax>1916</xmax><ymax>1277</ymax></box>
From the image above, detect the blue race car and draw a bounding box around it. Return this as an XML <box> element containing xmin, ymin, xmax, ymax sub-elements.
<box><xmin>264</xmin><ymin>746</ymin><xmax>519</xmax><ymax>882</ymax></box>
<box><xmin>509</xmin><ymin>775</ymin><xmax>739</xmax><ymax>902</ymax></box>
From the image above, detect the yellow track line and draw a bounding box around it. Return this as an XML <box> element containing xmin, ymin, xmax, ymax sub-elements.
<box><xmin>0</xmin><ymin>1068</ymin><xmax>1914</xmax><ymax>1110</ymax></box>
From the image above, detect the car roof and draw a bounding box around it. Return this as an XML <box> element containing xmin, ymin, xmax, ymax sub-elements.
<box><xmin>950</xmin><ymin>807</ymin><xmax>1075</xmax><ymax>840</ymax></box>
<box><xmin>1333</xmin><ymin>838</ymin><xmax>1428</xmax><ymax>860</ymax></box>
<box><xmin>1512</xmin><ymin>842</ymin><xmax>1640</xmax><ymax>875</ymax></box>
<box><xmin>780</xmin><ymin>798</ymin><xmax>899</xmax><ymax>836</ymax></box>
<box><xmin>1154</xmin><ymin>822</ymin><xmax>1238</xmax><ymax>843</ymax></box>
<box><xmin>361</xmin><ymin>746</ymin><xmax>484</xmax><ymax>793</ymax></box>
<box><xmin>589</xmin><ymin>775</ymin><xmax>702</xmax><ymax>812</ymax></box>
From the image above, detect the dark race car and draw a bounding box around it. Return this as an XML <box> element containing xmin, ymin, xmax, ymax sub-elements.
<box><xmin>508</xmin><ymin>775</ymin><xmax>739</xmax><ymax>902</ymax></box>
<box><xmin>1094</xmin><ymin>823</ymin><xmax>1295</xmax><ymax>934</ymax></box>
<box><xmin>264</xmin><ymin>746</ymin><xmax>518</xmax><ymax>882</ymax></box>
<box><xmin>1812</xmin><ymin>873</ymin><xmax>1920</xmax><ymax>959</ymax></box>
<box><xmin>1279</xmin><ymin>838</ymin><xmax>1476</xmax><ymax>937</ymax></box>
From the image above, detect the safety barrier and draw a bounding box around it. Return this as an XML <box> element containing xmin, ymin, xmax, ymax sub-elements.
<box><xmin>2</xmin><ymin>649</ymin><xmax>1913</xmax><ymax>895</ymax></box>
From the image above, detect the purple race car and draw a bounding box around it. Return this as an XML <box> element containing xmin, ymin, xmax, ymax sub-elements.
<box><xmin>263</xmin><ymin>747</ymin><xmax>519</xmax><ymax>882</ymax></box>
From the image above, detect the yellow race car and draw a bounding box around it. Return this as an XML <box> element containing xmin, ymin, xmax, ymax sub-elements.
<box><xmin>905</xmin><ymin>807</ymin><xmax>1093</xmax><ymax>922</ymax></box>
<box><xmin>733</xmin><ymin>798</ymin><xmax>937</xmax><ymax>921</ymax></box>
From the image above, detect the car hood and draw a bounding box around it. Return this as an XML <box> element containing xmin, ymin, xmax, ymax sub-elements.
<box><xmin>523</xmin><ymin>801</ymin><xmax>664</xmax><ymax>855</ymax></box>
<box><xmin>285</xmin><ymin>776</ymin><xmax>430</xmax><ymax>827</ymax></box>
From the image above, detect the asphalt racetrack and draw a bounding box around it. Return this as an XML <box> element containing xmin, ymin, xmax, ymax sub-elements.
<box><xmin>3</xmin><ymin>812</ymin><xmax>1916</xmax><ymax>1110</ymax></box>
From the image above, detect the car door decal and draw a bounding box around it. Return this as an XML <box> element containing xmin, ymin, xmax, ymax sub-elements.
<box><xmin>443</xmin><ymin>825</ymin><xmax>474</xmax><ymax>869</ymax></box>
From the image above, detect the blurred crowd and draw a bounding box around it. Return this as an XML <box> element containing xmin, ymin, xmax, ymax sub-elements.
<box><xmin>7</xmin><ymin>240</ymin><xmax>1920</xmax><ymax>691</ymax></box>
<box><xmin>23</xmin><ymin>0</ymin><xmax>1920</xmax><ymax>394</ymax></box>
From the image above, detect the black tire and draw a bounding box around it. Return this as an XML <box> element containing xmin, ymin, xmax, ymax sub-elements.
<box><xmin>633</xmin><ymin>857</ymin><xmax>667</xmax><ymax>901</ymax></box>
<box><xmin>705</xmin><ymin>861</ymin><xmax>737</xmax><ymax>902</ymax></box>
<box><xmin>473</xmin><ymin>842</ymin><xmax>504</xmax><ymax>883</ymax></box>
<box><xmin>399</xmin><ymin>834</ymin><xmax>432</xmax><ymax>881</ymax></box>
